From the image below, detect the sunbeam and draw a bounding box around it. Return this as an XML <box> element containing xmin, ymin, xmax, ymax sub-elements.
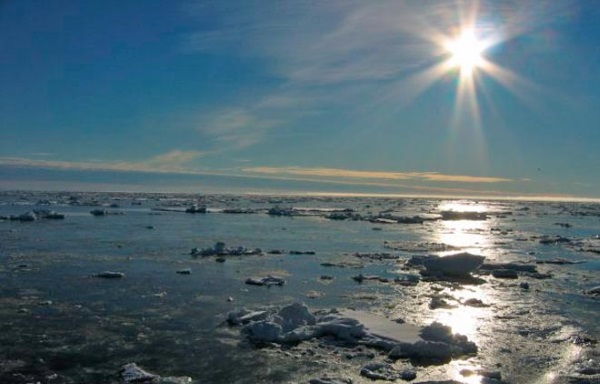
<box><xmin>386</xmin><ymin>1</ymin><xmax>545</xmax><ymax>178</ymax></box>
<box><xmin>394</xmin><ymin>1</ymin><xmax>538</xmax><ymax>123</ymax></box>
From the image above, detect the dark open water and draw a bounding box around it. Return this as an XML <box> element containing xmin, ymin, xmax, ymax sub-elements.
<box><xmin>0</xmin><ymin>192</ymin><xmax>599</xmax><ymax>383</ymax></box>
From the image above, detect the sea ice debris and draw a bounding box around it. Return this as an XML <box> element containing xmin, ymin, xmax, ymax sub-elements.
<box><xmin>245</xmin><ymin>275</ymin><xmax>286</xmax><ymax>287</ymax></box>
<box><xmin>228</xmin><ymin>303</ymin><xmax>477</xmax><ymax>363</ymax></box>
<box><xmin>360</xmin><ymin>361</ymin><xmax>416</xmax><ymax>381</ymax></box>
<box><xmin>94</xmin><ymin>271</ymin><xmax>125</xmax><ymax>279</ymax></box>
<box><xmin>120</xmin><ymin>363</ymin><xmax>158</xmax><ymax>382</ymax></box>
<box><xmin>422</xmin><ymin>252</ymin><xmax>485</xmax><ymax>277</ymax></box>
<box><xmin>585</xmin><ymin>286</ymin><xmax>600</xmax><ymax>296</ymax></box>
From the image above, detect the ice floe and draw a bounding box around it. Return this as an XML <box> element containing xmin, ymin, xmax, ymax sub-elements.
<box><xmin>120</xmin><ymin>363</ymin><xmax>192</xmax><ymax>383</ymax></box>
<box><xmin>227</xmin><ymin>303</ymin><xmax>477</xmax><ymax>364</ymax></box>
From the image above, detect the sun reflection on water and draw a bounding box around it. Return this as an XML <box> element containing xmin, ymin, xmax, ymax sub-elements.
<box><xmin>438</xmin><ymin>201</ymin><xmax>490</xmax><ymax>213</ymax></box>
<box><xmin>435</xmin><ymin>201</ymin><xmax>493</xmax><ymax>254</ymax></box>
<box><xmin>436</xmin><ymin>306</ymin><xmax>480</xmax><ymax>340</ymax></box>
<box><xmin>431</xmin><ymin>287</ymin><xmax>492</xmax><ymax>342</ymax></box>
<box><xmin>437</xmin><ymin>220</ymin><xmax>489</xmax><ymax>252</ymax></box>
<box><xmin>426</xmin><ymin>202</ymin><xmax>499</xmax><ymax>383</ymax></box>
<box><xmin>429</xmin><ymin>286</ymin><xmax>495</xmax><ymax>384</ymax></box>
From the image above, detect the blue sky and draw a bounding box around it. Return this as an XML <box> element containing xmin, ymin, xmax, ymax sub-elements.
<box><xmin>1</xmin><ymin>0</ymin><xmax>599</xmax><ymax>198</ymax></box>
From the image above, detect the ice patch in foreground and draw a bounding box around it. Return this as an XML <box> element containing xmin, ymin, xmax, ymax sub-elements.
<box><xmin>227</xmin><ymin>302</ymin><xmax>477</xmax><ymax>364</ymax></box>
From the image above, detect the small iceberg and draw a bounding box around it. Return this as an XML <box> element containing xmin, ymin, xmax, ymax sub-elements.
<box><xmin>94</xmin><ymin>271</ymin><xmax>125</xmax><ymax>279</ymax></box>
<box><xmin>227</xmin><ymin>303</ymin><xmax>477</xmax><ymax>363</ymax></box>
<box><xmin>185</xmin><ymin>204</ymin><xmax>207</xmax><ymax>213</ymax></box>
<box><xmin>120</xmin><ymin>363</ymin><xmax>192</xmax><ymax>383</ymax></box>
<box><xmin>245</xmin><ymin>275</ymin><xmax>285</xmax><ymax>287</ymax></box>
<box><xmin>406</xmin><ymin>252</ymin><xmax>484</xmax><ymax>278</ymax></box>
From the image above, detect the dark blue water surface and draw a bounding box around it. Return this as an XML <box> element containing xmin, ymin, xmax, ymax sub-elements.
<box><xmin>1</xmin><ymin>192</ymin><xmax>599</xmax><ymax>383</ymax></box>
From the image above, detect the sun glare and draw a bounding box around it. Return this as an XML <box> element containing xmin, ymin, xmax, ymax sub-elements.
<box><xmin>446</xmin><ymin>29</ymin><xmax>485</xmax><ymax>74</ymax></box>
<box><xmin>393</xmin><ymin>7</ymin><xmax>537</xmax><ymax>146</ymax></box>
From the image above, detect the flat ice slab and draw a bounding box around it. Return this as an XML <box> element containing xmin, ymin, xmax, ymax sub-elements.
<box><xmin>340</xmin><ymin>309</ymin><xmax>423</xmax><ymax>344</ymax></box>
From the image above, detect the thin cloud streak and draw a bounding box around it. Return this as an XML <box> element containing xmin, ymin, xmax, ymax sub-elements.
<box><xmin>199</xmin><ymin>108</ymin><xmax>282</xmax><ymax>149</ymax></box>
<box><xmin>194</xmin><ymin>86</ymin><xmax>320</xmax><ymax>149</ymax></box>
<box><xmin>183</xmin><ymin>0</ymin><xmax>574</xmax><ymax>151</ymax></box>
<box><xmin>184</xmin><ymin>1</ymin><xmax>573</xmax><ymax>85</ymax></box>
<box><xmin>2</xmin><ymin>155</ymin><xmax>562</xmax><ymax>198</ymax></box>
<box><xmin>145</xmin><ymin>150</ymin><xmax>206</xmax><ymax>169</ymax></box>
<box><xmin>0</xmin><ymin>158</ymin><xmax>517</xmax><ymax>197</ymax></box>
<box><xmin>0</xmin><ymin>150</ymin><xmax>206</xmax><ymax>174</ymax></box>
<box><xmin>2</xmin><ymin>156</ymin><xmax>510</xmax><ymax>184</ymax></box>
<box><xmin>183</xmin><ymin>1</ymin><xmax>441</xmax><ymax>84</ymax></box>
<box><xmin>242</xmin><ymin>166</ymin><xmax>512</xmax><ymax>183</ymax></box>
<box><xmin>184</xmin><ymin>2</ymin><xmax>452</xmax><ymax>149</ymax></box>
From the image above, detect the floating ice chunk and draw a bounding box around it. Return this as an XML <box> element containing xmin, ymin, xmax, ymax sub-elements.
<box><xmin>309</xmin><ymin>377</ymin><xmax>353</xmax><ymax>384</ymax></box>
<box><xmin>585</xmin><ymin>286</ymin><xmax>600</xmax><ymax>296</ymax></box>
<box><xmin>338</xmin><ymin>309</ymin><xmax>422</xmax><ymax>344</ymax></box>
<box><xmin>228</xmin><ymin>303</ymin><xmax>477</xmax><ymax>363</ymax></box>
<box><xmin>289</xmin><ymin>250</ymin><xmax>316</xmax><ymax>255</ymax></box>
<box><xmin>519</xmin><ymin>282</ymin><xmax>530</xmax><ymax>290</ymax></box>
<box><xmin>480</xmin><ymin>263</ymin><xmax>537</xmax><ymax>273</ymax></box>
<box><xmin>245</xmin><ymin>275</ymin><xmax>285</xmax><ymax>287</ymax></box>
<box><xmin>242</xmin><ymin>321</ymin><xmax>284</xmax><ymax>343</ymax></box>
<box><xmin>539</xmin><ymin>236</ymin><xmax>571</xmax><ymax>245</ymax></box>
<box><xmin>185</xmin><ymin>204</ymin><xmax>207</xmax><ymax>213</ymax></box>
<box><xmin>241</xmin><ymin>303</ymin><xmax>316</xmax><ymax>343</ymax></box>
<box><xmin>429</xmin><ymin>296</ymin><xmax>457</xmax><ymax>309</ymax></box>
<box><xmin>120</xmin><ymin>363</ymin><xmax>158</xmax><ymax>382</ymax></box>
<box><xmin>119</xmin><ymin>363</ymin><xmax>192</xmax><ymax>384</ymax></box>
<box><xmin>536</xmin><ymin>258</ymin><xmax>585</xmax><ymax>265</ymax></box>
<box><xmin>90</xmin><ymin>209</ymin><xmax>123</xmax><ymax>216</ymax></box>
<box><xmin>34</xmin><ymin>209</ymin><xmax>65</xmax><ymax>219</ymax></box>
<box><xmin>360</xmin><ymin>361</ymin><xmax>416</xmax><ymax>381</ymax></box>
<box><xmin>191</xmin><ymin>242</ymin><xmax>262</xmax><ymax>257</ymax></box>
<box><xmin>268</xmin><ymin>206</ymin><xmax>297</xmax><ymax>216</ymax></box>
<box><xmin>352</xmin><ymin>274</ymin><xmax>389</xmax><ymax>283</ymax></box>
<box><xmin>227</xmin><ymin>309</ymin><xmax>270</xmax><ymax>326</ymax></box>
<box><xmin>9</xmin><ymin>211</ymin><xmax>37</xmax><ymax>221</ymax></box>
<box><xmin>491</xmin><ymin>269</ymin><xmax>518</xmax><ymax>279</ymax></box>
<box><xmin>315</xmin><ymin>317</ymin><xmax>366</xmax><ymax>343</ymax></box>
<box><xmin>462</xmin><ymin>298</ymin><xmax>489</xmax><ymax>307</ymax></box>
<box><xmin>405</xmin><ymin>255</ymin><xmax>439</xmax><ymax>267</ymax></box>
<box><xmin>158</xmin><ymin>377</ymin><xmax>193</xmax><ymax>384</ymax></box>
<box><xmin>388</xmin><ymin>322</ymin><xmax>477</xmax><ymax>362</ymax></box>
<box><xmin>278</xmin><ymin>302</ymin><xmax>316</xmax><ymax>330</ymax></box>
<box><xmin>94</xmin><ymin>271</ymin><xmax>125</xmax><ymax>279</ymax></box>
<box><xmin>306</xmin><ymin>290</ymin><xmax>323</xmax><ymax>299</ymax></box>
<box><xmin>422</xmin><ymin>252</ymin><xmax>485</xmax><ymax>277</ymax></box>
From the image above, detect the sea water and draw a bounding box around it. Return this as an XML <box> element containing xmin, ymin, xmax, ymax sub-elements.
<box><xmin>0</xmin><ymin>191</ymin><xmax>599</xmax><ymax>383</ymax></box>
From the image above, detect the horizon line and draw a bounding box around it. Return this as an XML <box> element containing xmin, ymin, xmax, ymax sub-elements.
<box><xmin>1</xmin><ymin>186</ymin><xmax>599</xmax><ymax>204</ymax></box>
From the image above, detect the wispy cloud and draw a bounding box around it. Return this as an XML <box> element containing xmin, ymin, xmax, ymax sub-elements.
<box><xmin>183</xmin><ymin>2</ymin><xmax>447</xmax><ymax>149</ymax></box>
<box><xmin>183</xmin><ymin>2</ymin><xmax>440</xmax><ymax>84</ymax></box>
<box><xmin>195</xmin><ymin>89</ymin><xmax>314</xmax><ymax>149</ymax></box>
<box><xmin>184</xmin><ymin>1</ymin><xmax>572</xmax><ymax>85</ymax></box>
<box><xmin>29</xmin><ymin>152</ymin><xmax>55</xmax><ymax>157</ymax></box>
<box><xmin>199</xmin><ymin>108</ymin><xmax>280</xmax><ymax>148</ymax></box>
<box><xmin>0</xmin><ymin>150</ymin><xmax>205</xmax><ymax>174</ymax></box>
<box><xmin>0</xmin><ymin>154</ymin><xmax>539</xmax><ymax>197</ymax></box>
<box><xmin>242</xmin><ymin>166</ymin><xmax>512</xmax><ymax>184</ymax></box>
<box><xmin>182</xmin><ymin>0</ymin><xmax>574</xmax><ymax>150</ymax></box>
<box><xmin>0</xmin><ymin>154</ymin><xmax>511</xmax><ymax>185</ymax></box>
<box><xmin>144</xmin><ymin>150</ymin><xmax>206</xmax><ymax>170</ymax></box>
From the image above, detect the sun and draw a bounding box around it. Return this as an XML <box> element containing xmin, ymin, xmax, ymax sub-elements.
<box><xmin>446</xmin><ymin>28</ymin><xmax>485</xmax><ymax>74</ymax></box>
